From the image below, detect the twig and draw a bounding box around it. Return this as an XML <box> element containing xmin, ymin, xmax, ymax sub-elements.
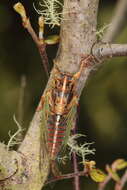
<box><xmin>98</xmin><ymin>160</ymin><xmax>127</xmax><ymax>190</ymax></box>
<box><xmin>115</xmin><ymin>170</ymin><xmax>127</xmax><ymax>190</ymax></box>
<box><xmin>45</xmin><ymin>170</ymin><xmax>87</xmax><ymax>185</ymax></box>
<box><xmin>18</xmin><ymin>76</ymin><xmax>26</xmax><ymax>125</ymax></box>
<box><xmin>23</xmin><ymin>17</ymin><xmax>49</xmax><ymax>77</ymax></box>
<box><xmin>23</xmin><ymin>16</ymin><xmax>49</xmax><ymax>77</ymax></box>
<box><xmin>17</xmin><ymin>75</ymin><xmax>26</xmax><ymax>142</ymax></box>
<box><xmin>7</xmin><ymin>115</ymin><xmax>23</xmax><ymax>151</ymax></box>
<box><xmin>38</xmin><ymin>43</ymin><xmax>49</xmax><ymax>77</ymax></box>
<box><xmin>72</xmin><ymin>152</ymin><xmax>80</xmax><ymax>190</ymax></box>
<box><xmin>14</xmin><ymin>3</ymin><xmax>49</xmax><ymax>77</ymax></box>
<box><xmin>98</xmin><ymin>175</ymin><xmax>111</xmax><ymax>190</ymax></box>
<box><xmin>103</xmin><ymin>0</ymin><xmax>127</xmax><ymax>42</ymax></box>
<box><xmin>98</xmin><ymin>163</ymin><xmax>114</xmax><ymax>190</ymax></box>
<box><xmin>93</xmin><ymin>43</ymin><xmax>127</xmax><ymax>61</ymax></box>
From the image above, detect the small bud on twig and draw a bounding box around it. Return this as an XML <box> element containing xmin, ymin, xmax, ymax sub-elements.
<box><xmin>13</xmin><ymin>2</ymin><xmax>49</xmax><ymax>77</ymax></box>
<box><xmin>38</xmin><ymin>16</ymin><xmax>45</xmax><ymax>40</ymax></box>
<box><xmin>13</xmin><ymin>2</ymin><xmax>27</xmax><ymax>22</ymax></box>
<box><xmin>38</xmin><ymin>16</ymin><xmax>44</xmax><ymax>31</ymax></box>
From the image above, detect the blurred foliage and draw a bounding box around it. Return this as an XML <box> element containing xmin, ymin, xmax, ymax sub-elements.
<box><xmin>0</xmin><ymin>0</ymin><xmax>127</xmax><ymax>190</ymax></box>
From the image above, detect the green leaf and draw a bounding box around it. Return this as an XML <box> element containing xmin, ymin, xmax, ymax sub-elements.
<box><xmin>44</xmin><ymin>35</ymin><xmax>59</xmax><ymax>45</ymax></box>
<box><xmin>112</xmin><ymin>159</ymin><xmax>127</xmax><ymax>170</ymax></box>
<box><xmin>90</xmin><ymin>169</ymin><xmax>107</xmax><ymax>182</ymax></box>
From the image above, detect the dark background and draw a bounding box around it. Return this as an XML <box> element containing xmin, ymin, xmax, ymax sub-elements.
<box><xmin>0</xmin><ymin>0</ymin><xmax>127</xmax><ymax>189</ymax></box>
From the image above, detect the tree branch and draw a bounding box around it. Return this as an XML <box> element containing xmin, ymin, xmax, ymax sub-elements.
<box><xmin>93</xmin><ymin>43</ymin><xmax>127</xmax><ymax>60</ymax></box>
<box><xmin>103</xmin><ymin>0</ymin><xmax>127</xmax><ymax>42</ymax></box>
<box><xmin>46</xmin><ymin>170</ymin><xmax>87</xmax><ymax>185</ymax></box>
<box><xmin>24</xmin><ymin>18</ymin><xmax>50</xmax><ymax>77</ymax></box>
<box><xmin>56</xmin><ymin>0</ymin><xmax>99</xmax><ymax>96</ymax></box>
<box><xmin>57</xmin><ymin>0</ymin><xmax>99</xmax><ymax>71</ymax></box>
<box><xmin>14</xmin><ymin>3</ymin><xmax>49</xmax><ymax>77</ymax></box>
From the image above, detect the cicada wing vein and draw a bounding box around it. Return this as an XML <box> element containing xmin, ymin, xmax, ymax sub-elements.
<box><xmin>61</xmin><ymin>99</ymin><xmax>78</xmax><ymax>149</ymax></box>
<box><xmin>40</xmin><ymin>93</ymin><xmax>50</xmax><ymax>167</ymax></box>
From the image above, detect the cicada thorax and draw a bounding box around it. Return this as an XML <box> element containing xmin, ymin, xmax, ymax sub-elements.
<box><xmin>46</xmin><ymin>67</ymin><xmax>77</xmax><ymax>160</ymax></box>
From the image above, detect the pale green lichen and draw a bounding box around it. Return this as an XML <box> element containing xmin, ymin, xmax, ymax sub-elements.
<box><xmin>96</xmin><ymin>23</ymin><xmax>111</xmax><ymax>39</ymax></box>
<box><xmin>57</xmin><ymin>155</ymin><xmax>68</xmax><ymax>165</ymax></box>
<box><xmin>34</xmin><ymin>0</ymin><xmax>63</xmax><ymax>27</ymax></box>
<box><xmin>7</xmin><ymin>115</ymin><xmax>23</xmax><ymax>151</ymax></box>
<box><xmin>67</xmin><ymin>134</ymin><xmax>95</xmax><ymax>163</ymax></box>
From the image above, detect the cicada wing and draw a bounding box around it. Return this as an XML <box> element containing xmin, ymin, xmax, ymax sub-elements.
<box><xmin>61</xmin><ymin>100</ymin><xmax>78</xmax><ymax>148</ymax></box>
<box><xmin>39</xmin><ymin>94</ymin><xmax>50</xmax><ymax>168</ymax></box>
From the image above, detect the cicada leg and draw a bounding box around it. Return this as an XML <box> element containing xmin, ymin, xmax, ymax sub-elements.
<box><xmin>73</xmin><ymin>62</ymin><xmax>85</xmax><ymax>81</ymax></box>
<box><xmin>72</xmin><ymin>55</ymin><xmax>94</xmax><ymax>83</ymax></box>
<box><xmin>36</xmin><ymin>95</ymin><xmax>45</xmax><ymax>111</ymax></box>
<box><xmin>67</xmin><ymin>96</ymin><xmax>78</xmax><ymax>110</ymax></box>
<box><xmin>50</xmin><ymin>160</ymin><xmax>62</xmax><ymax>177</ymax></box>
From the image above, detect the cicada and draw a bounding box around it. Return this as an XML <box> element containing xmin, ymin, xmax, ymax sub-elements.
<box><xmin>39</xmin><ymin>56</ymin><xmax>94</xmax><ymax>175</ymax></box>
